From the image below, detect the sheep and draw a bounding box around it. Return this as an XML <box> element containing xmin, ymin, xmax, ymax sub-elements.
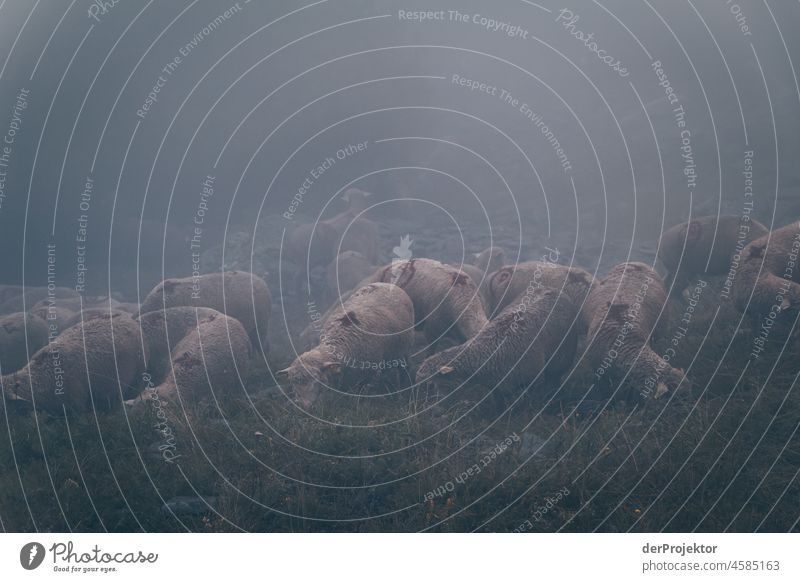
<box><xmin>140</xmin><ymin>313</ymin><xmax>252</xmax><ymax>403</ymax></box>
<box><xmin>29</xmin><ymin>295</ymin><xmax>136</xmax><ymax>325</ymax></box>
<box><xmin>286</xmin><ymin>221</ymin><xmax>340</xmax><ymax>271</ymax></box>
<box><xmin>277</xmin><ymin>282</ymin><xmax>415</xmax><ymax>408</ymax></box>
<box><xmin>487</xmin><ymin>259</ymin><xmax>596</xmax><ymax>318</ymax></box>
<box><xmin>659</xmin><ymin>215</ymin><xmax>768</xmax><ymax>296</ymax></box>
<box><xmin>136</xmin><ymin>307</ymin><xmax>224</xmax><ymax>385</ymax></box>
<box><xmin>285</xmin><ymin>189</ymin><xmax>380</xmax><ymax>272</ymax></box>
<box><xmin>1</xmin><ymin>312</ymin><xmax>148</xmax><ymax>413</ymax></box>
<box><xmin>302</xmin><ymin>258</ymin><xmax>490</xmax><ymax>348</ymax></box>
<box><xmin>371</xmin><ymin>258</ymin><xmax>489</xmax><ymax>343</ymax></box>
<box><xmin>583</xmin><ymin>262</ymin><xmax>686</xmax><ymax>402</ymax></box>
<box><xmin>415</xmin><ymin>288</ymin><xmax>578</xmax><ymax>397</ymax></box>
<box><xmin>0</xmin><ymin>312</ymin><xmax>49</xmax><ymax>374</ymax></box>
<box><xmin>0</xmin><ymin>286</ymin><xmax>79</xmax><ymax>315</ymax></box>
<box><xmin>64</xmin><ymin>308</ymin><xmax>135</xmax><ymax>330</ymax></box>
<box><xmin>732</xmin><ymin>221</ymin><xmax>800</xmax><ymax>316</ymax></box>
<box><xmin>29</xmin><ymin>303</ymin><xmax>76</xmax><ymax>328</ymax></box>
<box><xmin>138</xmin><ymin>271</ymin><xmax>271</xmax><ymax>351</ymax></box>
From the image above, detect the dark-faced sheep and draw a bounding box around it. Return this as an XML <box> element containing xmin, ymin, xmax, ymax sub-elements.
<box><xmin>584</xmin><ymin>262</ymin><xmax>686</xmax><ymax>402</ymax></box>
<box><xmin>415</xmin><ymin>288</ymin><xmax>578</xmax><ymax>398</ymax></box>
<box><xmin>278</xmin><ymin>282</ymin><xmax>415</xmax><ymax>408</ymax></box>
<box><xmin>487</xmin><ymin>260</ymin><xmax>596</xmax><ymax>318</ymax></box>
<box><xmin>659</xmin><ymin>215</ymin><xmax>768</xmax><ymax>296</ymax></box>
<box><xmin>732</xmin><ymin>221</ymin><xmax>800</xmax><ymax>316</ymax></box>
<box><xmin>138</xmin><ymin>271</ymin><xmax>271</xmax><ymax>351</ymax></box>
<box><xmin>1</xmin><ymin>312</ymin><xmax>147</xmax><ymax>413</ymax></box>
<box><xmin>0</xmin><ymin>312</ymin><xmax>49</xmax><ymax>374</ymax></box>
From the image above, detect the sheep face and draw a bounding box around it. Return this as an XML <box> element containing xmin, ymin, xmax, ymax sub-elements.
<box><xmin>277</xmin><ymin>352</ymin><xmax>342</xmax><ymax>408</ymax></box>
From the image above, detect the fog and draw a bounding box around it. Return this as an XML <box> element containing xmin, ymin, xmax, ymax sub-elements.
<box><xmin>0</xmin><ymin>0</ymin><xmax>797</xmax><ymax>296</ymax></box>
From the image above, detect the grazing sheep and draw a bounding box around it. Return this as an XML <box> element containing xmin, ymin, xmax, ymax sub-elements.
<box><xmin>143</xmin><ymin>313</ymin><xmax>252</xmax><ymax>403</ymax></box>
<box><xmin>286</xmin><ymin>189</ymin><xmax>381</xmax><ymax>274</ymax></box>
<box><xmin>415</xmin><ymin>288</ymin><xmax>578</xmax><ymax>393</ymax></box>
<box><xmin>29</xmin><ymin>303</ymin><xmax>76</xmax><ymax>328</ymax></box>
<box><xmin>0</xmin><ymin>312</ymin><xmax>49</xmax><ymax>374</ymax></box>
<box><xmin>733</xmin><ymin>221</ymin><xmax>800</xmax><ymax>315</ymax></box>
<box><xmin>136</xmin><ymin>307</ymin><xmax>224</xmax><ymax>385</ymax></box>
<box><xmin>138</xmin><ymin>271</ymin><xmax>271</xmax><ymax>350</ymax></box>
<box><xmin>659</xmin><ymin>215</ymin><xmax>768</xmax><ymax>296</ymax></box>
<box><xmin>64</xmin><ymin>308</ymin><xmax>135</xmax><ymax>330</ymax></box>
<box><xmin>372</xmin><ymin>258</ymin><xmax>489</xmax><ymax>342</ymax></box>
<box><xmin>0</xmin><ymin>286</ymin><xmax>79</xmax><ymax>315</ymax></box>
<box><xmin>278</xmin><ymin>282</ymin><xmax>415</xmax><ymax>408</ymax></box>
<box><xmin>487</xmin><ymin>260</ymin><xmax>596</xmax><ymax>317</ymax></box>
<box><xmin>29</xmin><ymin>295</ymin><xmax>136</xmax><ymax>324</ymax></box>
<box><xmin>325</xmin><ymin>250</ymin><xmax>375</xmax><ymax>306</ymax></box>
<box><xmin>584</xmin><ymin>262</ymin><xmax>686</xmax><ymax>401</ymax></box>
<box><xmin>1</xmin><ymin>312</ymin><xmax>147</xmax><ymax>413</ymax></box>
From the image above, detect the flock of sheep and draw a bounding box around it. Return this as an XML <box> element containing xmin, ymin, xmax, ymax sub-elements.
<box><xmin>0</xmin><ymin>201</ymin><xmax>798</xmax><ymax>418</ymax></box>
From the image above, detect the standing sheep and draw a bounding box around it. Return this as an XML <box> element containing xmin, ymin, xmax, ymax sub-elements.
<box><xmin>138</xmin><ymin>271</ymin><xmax>271</xmax><ymax>351</ymax></box>
<box><xmin>584</xmin><ymin>262</ymin><xmax>686</xmax><ymax>401</ymax></box>
<box><xmin>415</xmin><ymin>288</ymin><xmax>578</xmax><ymax>395</ymax></box>
<box><xmin>1</xmin><ymin>312</ymin><xmax>147</xmax><ymax>413</ymax></box>
<box><xmin>659</xmin><ymin>215</ymin><xmax>768</xmax><ymax>296</ymax></box>
<box><xmin>278</xmin><ymin>282</ymin><xmax>415</xmax><ymax>408</ymax></box>
<box><xmin>732</xmin><ymin>221</ymin><xmax>800</xmax><ymax>315</ymax></box>
<box><xmin>285</xmin><ymin>188</ymin><xmax>380</xmax><ymax>275</ymax></box>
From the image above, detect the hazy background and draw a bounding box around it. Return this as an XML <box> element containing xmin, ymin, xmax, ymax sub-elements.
<box><xmin>0</xmin><ymin>0</ymin><xmax>798</xmax><ymax>296</ymax></box>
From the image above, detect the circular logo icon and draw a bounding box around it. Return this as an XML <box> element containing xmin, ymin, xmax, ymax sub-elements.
<box><xmin>20</xmin><ymin>542</ymin><xmax>46</xmax><ymax>570</ymax></box>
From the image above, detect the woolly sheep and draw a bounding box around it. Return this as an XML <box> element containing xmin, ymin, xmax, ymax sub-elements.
<box><xmin>138</xmin><ymin>271</ymin><xmax>271</xmax><ymax>351</ymax></box>
<box><xmin>583</xmin><ymin>262</ymin><xmax>686</xmax><ymax>402</ymax></box>
<box><xmin>278</xmin><ymin>282</ymin><xmax>415</xmax><ymax>408</ymax></box>
<box><xmin>659</xmin><ymin>215</ymin><xmax>768</xmax><ymax>296</ymax></box>
<box><xmin>1</xmin><ymin>312</ymin><xmax>147</xmax><ymax>413</ymax></box>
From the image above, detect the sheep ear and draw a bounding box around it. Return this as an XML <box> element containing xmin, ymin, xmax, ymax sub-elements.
<box><xmin>322</xmin><ymin>362</ymin><xmax>342</xmax><ymax>374</ymax></box>
<box><xmin>438</xmin><ymin>365</ymin><xmax>454</xmax><ymax>375</ymax></box>
<box><xmin>275</xmin><ymin>368</ymin><xmax>290</xmax><ymax>381</ymax></box>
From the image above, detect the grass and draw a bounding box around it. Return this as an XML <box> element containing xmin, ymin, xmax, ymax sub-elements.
<box><xmin>1</xmin><ymin>287</ymin><xmax>799</xmax><ymax>532</ymax></box>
